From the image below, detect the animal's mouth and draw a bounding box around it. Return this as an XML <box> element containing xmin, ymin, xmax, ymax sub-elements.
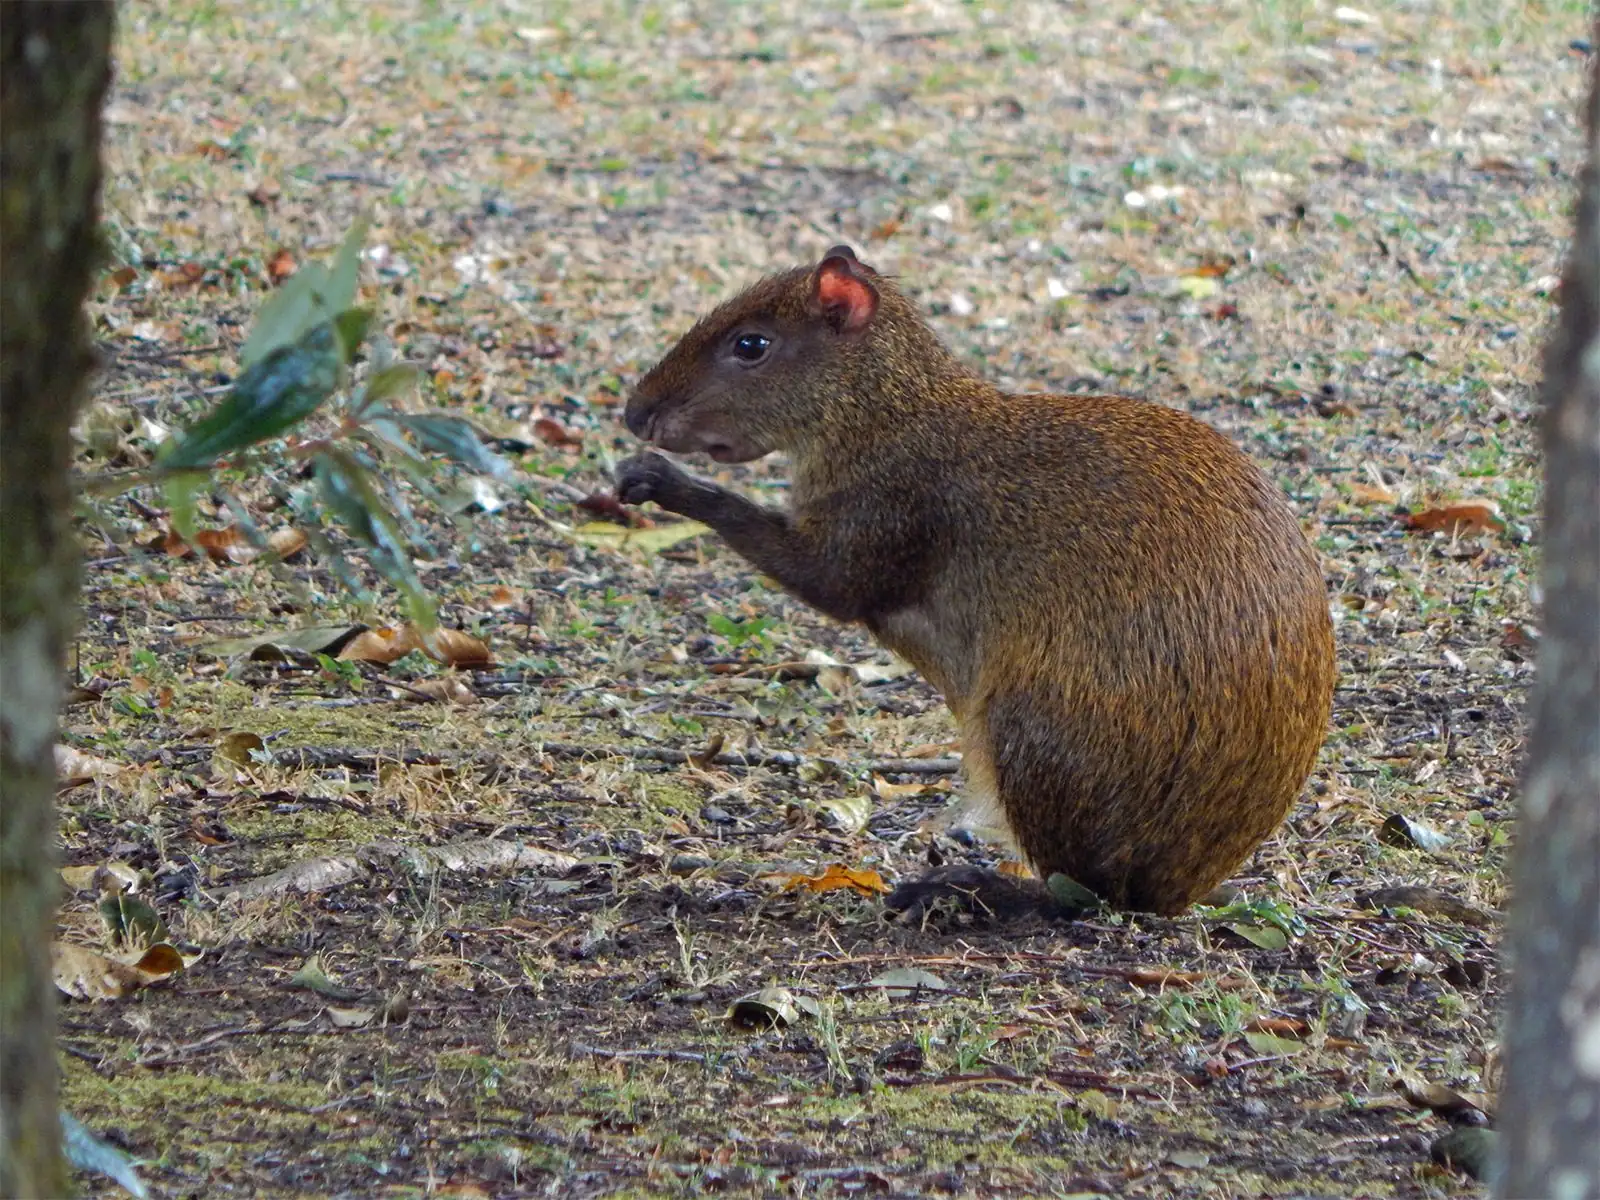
<box><xmin>706</xmin><ymin>443</ymin><xmax>736</xmax><ymax>463</ymax></box>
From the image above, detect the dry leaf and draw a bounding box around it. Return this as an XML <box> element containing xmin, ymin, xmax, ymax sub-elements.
<box><xmin>106</xmin><ymin>265</ymin><xmax>139</xmax><ymax>289</ymax></box>
<box><xmin>326</xmin><ymin>1004</ymin><xmax>375</xmax><ymax>1029</ymax></box>
<box><xmin>774</xmin><ymin>864</ymin><xmax>891</xmax><ymax>896</ymax></box>
<box><xmin>194</xmin><ymin>139</ymin><xmax>232</xmax><ymax>160</ymax></box>
<box><xmin>339</xmin><ymin>625</ymin><xmax>418</xmax><ymax>664</ymax></box>
<box><xmin>415</xmin><ymin>627</ymin><xmax>492</xmax><ymax>667</ymax></box>
<box><xmin>1348</xmin><ymin>482</ymin><xmax>1397</xmax><ymax>505</ymax></box>
<box><xmin>532</xmin><ymin>417</ymin><xmax>582</xmax><ymax>449</ymax></box>
<box><xmin>217</xmin><ymin>730</ymin><xmax>266</xmax><ymax>766</ymax></box>
<box><xmin>486</xmin><ymin>585</ymin><xmax>518</xmax><ymax>609</ymax></box>
<box><xmin>192</xmin><ymin>526</ymin><xmax>251</xmax><ymax>563</ymax></box>
<box><xmin>55</xmin><ymin>744</ymin><xmax>123</xmax><ymax>786</ymax></box>
<box><xmin>400</xmin><ymin>676</ymin><xmax>478</xmax><ymax>705</ymax></box>
<box><xmin>54</xmin><ymin>941</ymin><xmax>184</xmax><ymax>1001</ymax></box>
<box><xmin>266</xmin><ymin>247</ymin><xmax>297</xmax><ymax>283</ymax></box>
<box><xmin>872</xmin><ymin>774</ymin><xmax>937</xmax><ymax>801</ymax></box>
<box><xmin>1405</xmin><ymin>501</ymin><xmax>1504</xmax><ymax>535</ymax></box>
<box><xmin>245</xmin><ymin>180</ymin><xmax>281</xmax><ymax>208</ymax></box>
<box><xmin>267</xmin><ymin>527</ymin><xmax>308</xmax><ymax>560</ymax></box>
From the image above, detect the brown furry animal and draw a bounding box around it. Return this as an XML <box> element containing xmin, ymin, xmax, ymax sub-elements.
<box><xmin>617</xmin><ymin>246</ymin><xmax>1335</xmax><ymax>916</ymax></box>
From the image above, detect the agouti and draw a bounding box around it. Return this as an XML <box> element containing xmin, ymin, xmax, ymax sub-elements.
<box><xmin>616</xmin><ymin>246</ymin><xmax>1336</xmax><ymax>916</ymax></box>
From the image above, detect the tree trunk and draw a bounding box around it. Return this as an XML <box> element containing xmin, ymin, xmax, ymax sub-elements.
<box><xmin>1497</xmin><ymin>31</ymin><xmax>1600</xmax><ymax>1200</ymax></box>
<box><xmin>0</xmin><ymin>4</ymin><xmax>115</xmax><ymax>1196</ymax></box>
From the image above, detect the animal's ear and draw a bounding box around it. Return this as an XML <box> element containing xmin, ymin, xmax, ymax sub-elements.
<box><xmin>811</xmin><ymin>248</ymin><xmax>878</xmax><ymax>334</ymax></box>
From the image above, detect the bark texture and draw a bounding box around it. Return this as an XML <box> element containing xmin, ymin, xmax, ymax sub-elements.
<box><xmin>1497</xmin><ymin>30</ymin><xmax>1600</xmax><ymax>1200</ymax></box>
<box><xmin>0</xmin><ymin>3</ymin><xmax>116</xmax><ymax>1196</ymax></box>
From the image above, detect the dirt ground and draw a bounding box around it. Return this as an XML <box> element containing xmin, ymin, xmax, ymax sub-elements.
<box><xmin>57</xmin><ymin>2</ymin><xmax>1586</xmax><ymax>1196</ymax></box>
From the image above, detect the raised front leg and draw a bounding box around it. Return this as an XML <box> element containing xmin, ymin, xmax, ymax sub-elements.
<box><xmin>616</xmin><ymin>451</ymin><xmax>869</xmax><ymax>623</ymax></box>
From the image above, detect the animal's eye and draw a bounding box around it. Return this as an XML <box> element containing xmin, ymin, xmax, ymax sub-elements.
<box><xmin>732</xmin><ymin>333</ymin><xmax>771</xmax><ymax>363</ymax></box>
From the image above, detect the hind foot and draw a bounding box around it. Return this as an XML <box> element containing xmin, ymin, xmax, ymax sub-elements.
<box><xmin>885</xmin><ymin>865</ymin><xmax>1089</xmax><ymax>924</ymax></box>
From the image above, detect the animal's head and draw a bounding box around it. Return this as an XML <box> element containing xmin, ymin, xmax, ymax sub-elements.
<box><xmin>624</xmin><ymin>245</ymin><xmax>882</xmax><ymax>462</ymax></box>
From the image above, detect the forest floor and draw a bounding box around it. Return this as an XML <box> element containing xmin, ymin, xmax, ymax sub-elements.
<box><xmin>58</xmin><ymin>2</ymin><xmax>1586</xmax><ymax>1197</ymax></box>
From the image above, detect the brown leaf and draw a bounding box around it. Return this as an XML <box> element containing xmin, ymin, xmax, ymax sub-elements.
<box><xmin>338</xmin><ymin>626</ymin><xmax>418</xmax><ymax>664</ymax></box>
<box><xmin>195</xmin><ymin>139</ymin><xmax>232</xmax><ymax>160</ymax></box>
<box><xmin>399</xmin><ymin>676</ymin><xmax>478</xmax><ymax>705</ymax></box>
<box><xmin>486</xmin><ymin>585</ymin><xmax>519</xmax><ymax>609</ymax></box>
<box><xmin>192</xmin><ymin>526</ymin><xmax>251</xmax><ymax>563</ymax></box>
<box><xmin>54</xmin><ymin>940</ymin><xmax>185</xmax><ymax>1001</ymax></box>
<box><xmin>1347</xmin><ymin>481</ymin><xmax>1397</xmax><ymax>505</ymax></box>
<box><xmin>576</xmin><ymin>490</ymin><xmax>634</xmax><ymax>526</ymax></box>
<box><xmin>267</xmin><ymin>527</ymin><xmax>309</xmax><ymax>560</ymax></box>
<box><xmin>106</xmin><ymin>265</ymin><xmax>139</xmax><ymax>289</ymax></box>
<box><xmin>1404</xmin><ymin>501</ymin><xmax>1504</xmax><ymax>535</ymax></box>
<box><xmin>415</xmin><ymin>626</ymin><xmax>492</xmax><ymax>667</ymax></box>
<box><xmin>54</xmin><ymin>744</ymin><xmax>124</xmax><ymax>787</ymax></box>
<box><xmin>245</xmin><ymin>180</ymin><xmax>281</xmax><ymax>208</ymax></box>
<box><xmin>532</xmin><ymin>417</ymin><xmax>583</xmax><ymax>450</ymax></box>
<box><xmin>776</xmin><ymin>864</ymin><xmax>891</xmax><ymax>896</ymax></box>
<box><xmin>266</xmin><ymin>248</ymin><xmax>297</xmax><ymax>284</ymax></box>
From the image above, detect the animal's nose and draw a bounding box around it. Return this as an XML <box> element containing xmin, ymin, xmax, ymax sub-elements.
<box><xmin>623</xmin><ymin>395</ymin><xmax>652</xmax><ymax>439</ymax></box>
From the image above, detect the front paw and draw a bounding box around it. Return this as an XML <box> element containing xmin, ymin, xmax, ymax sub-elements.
<box><xmin>615</xmin><ymin>451</ymin><xmax>687</xmax><ymax>508</ymax></box>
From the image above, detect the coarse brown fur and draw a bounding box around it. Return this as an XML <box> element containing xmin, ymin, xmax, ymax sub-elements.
<box><xmin>617</xmin><ymin>247</ymin><xmax>1337</xmax><ymax>916</ymax></box>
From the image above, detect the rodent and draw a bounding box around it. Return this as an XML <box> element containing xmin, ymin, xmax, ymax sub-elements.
<box><xmin>616</xmin><ymin>245</ymin><xmax>1336</xmax><ymax>917</ymax></box>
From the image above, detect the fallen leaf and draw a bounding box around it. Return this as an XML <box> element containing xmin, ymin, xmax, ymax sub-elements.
<box><xmin>192</xmin><ymin>526</ymin><xmax>252</xmax><ymax>563</ymax></box>
<box><xmin>399</xmin><ymin>676</ymin><xmax>479</xmax><ymax>705</ymax></box>
<box><xmin>1348</xmin><ymin>481</ymin><xmax>1397</xmax><ymax>505</ymax></box>
<box><xmin>205</xmin><ymin>623</ymin><xmax>368</xmax><ymax>660</ymax></box>
<box><xmin>326</xmin><ymin>1004</ymin><xmax>375</xmax><ymax>1029</ymax></box>
<box><xmin>727</xmin><ymin>986</ymin><xmax>819</xmax><ymax>1030</ymax></box>
<box><xmin>532</xmin><ymin>416</ymin><xmax>582</xmax><ymax>449</ymax></box>
<box><xmin>54</xmin><ymin>744</ymin><xmax>124</xmax><ymax>786</ymax></box>
<box><xmin>572</xmin><ymin>519</ymin><xmax>711</xmax><ymax>555</ymax></box>
<box><xmin>1404</xmin><ymin>501</ymin><xmax>1504</xmax><ymax>536</ymax></box>
<box><xmin>105</xmin><ymin>265</ymin><xmax>139</xmax><ymax>289</ymax></box>
<box><xmin>217</xmin><ymin>730</ymin><xmax>266</xmax><ymax>767</ymax></box>
<box><xmin>1379</xmin><ymin>813</ymin><xmax>1453</xmax><ymax>853</ymax></box>
<box><xmin>54</xmin><ymin>941</ymin><xmax>185</xmax><ymax>1001</ymax></box>
<box><xmin>772</xmin><ymin>863</ymin><xmax>891</xmax><ymax>896</ymax></box>
<box><xmin>486</xmin><ymin>585</ymin><xmax>519</xmax><ymax>609</ymax></box>
<box><xmin>267</xmin><ymin>527</ymin><xmax>308</xmax><ymax>560</ymax></box>
<box><xmin>868</xmin><ymin>967</ymin><xmax>950</xmax><ymax>997</ymax></box>
<box><xmin>1242</xmin><ymin>1030</ymin><xmax>1306</xmax><ymax>1055</ymax></box>
<box><xmin>414</xmin><ymin>626</ymin><xmax>492</xmax><ymax>667</ymax></box>
<box><xmin>817</xmin><ymin>793</ymin><xmax>872</xmax><ymax>834</ymax></box>
<box><xmin>872</xmin><ymin>774</ymin><xmax>938</xmax><ymax>801</ymax></box>
<box><xmin>245</xmin><ymin>180</ymin><xmax>281</xmax><ymax>208</ymax></box>
<box><xmin>266</xmin><ymin>247</ymin><xmax>297</xmax><ymax>284</ymax></box>
<box><xmin>194</xmin><ymin>139</ymin><xmax>232</xmax><ymax>160</ymax></box>
<box><xmin>339</xmin><ymin>625</ymin><xmax>418</xmax><ymax>664</ymax></box>
<box><xmin>291</xmin><ymin>953</ymin><xmax>361</xmax><ymax>1000</ymax></box>
<box><xmin>575</xmin><ymin>490</ymin><xmax>634</xmax><ymax>525</ymax></box>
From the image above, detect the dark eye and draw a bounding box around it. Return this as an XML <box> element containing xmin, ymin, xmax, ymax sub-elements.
<box><xmin>732</xmin><ymin>333</ymin><xmax>771</xmax><ymax>363</ymax></box>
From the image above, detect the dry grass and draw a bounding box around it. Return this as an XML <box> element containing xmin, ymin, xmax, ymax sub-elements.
<box><xmin>58</xmin><ymin>2</ymin><xmax>1586</xmax><ymax>1196</ymax></box>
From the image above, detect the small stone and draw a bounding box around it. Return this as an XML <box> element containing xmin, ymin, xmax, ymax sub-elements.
<box><xmin>669</xmin><ymin>854</ymin><xmax>713</xmax><ymax>876</ymax></box>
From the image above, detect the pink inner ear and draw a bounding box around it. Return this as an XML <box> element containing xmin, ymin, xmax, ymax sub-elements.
<box><xmin>816</xmin><ymin>264</ymin><xmax>877</xmax><ymax>332</ymax></box>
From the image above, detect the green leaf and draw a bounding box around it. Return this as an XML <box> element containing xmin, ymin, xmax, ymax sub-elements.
<box><xmin>161</xmin><ymin>471</ymin><xmax>207</xmax><ymax>542</ymax></box>
<box><xmin>1045</xmin><ymin>872</ymin><xmax>1103</xmax><ymax>911</ymax></box>
<box><xmin>1226</xmin><ymin>921</ymin><xmax>1290</xmax><ymax>950</ymax></box>
<box><xmin>394</xmin><ymin>413</ymin><xmax>511</xmax><ymax>478</ymax></box>
<box><xmin>239</xmin><ymin>216</ymin><xmax>369</xmax><ymax>368</ymax></box>
<box><xmin>312</xmin><ymin>449</ymin><xmax>432</xmax><ymax>622</ymax></box>
<box><xmin>334</xmin><ymin>307</ymin><xmax>373</xmax><ymax>361</ymax></box>
<box><xmin>357</xmin><ymin>364</ymin><xmax>420</xmax><ymax>412</ymax></box>
<box><xmin>159</xmin><ymin>323</ymin><xmax>342</xmax><ymax>470</ymax></box>
<box><xmin>1242</xmin><ymin>1030</ymin><xmax>1305</xmax><ymax>1056</ymax></box>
